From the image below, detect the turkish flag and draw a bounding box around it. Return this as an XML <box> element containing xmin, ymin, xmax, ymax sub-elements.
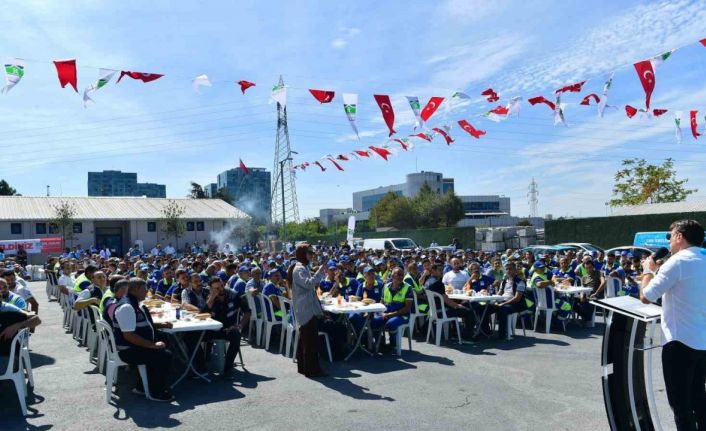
<box><xmin>369</xmin><ymin>146</ymin><xmax>392</xmax><ymax>160</ymax></box>
<box><xmin>528</xmin><ymin>96</ymin><xmax>555</xmax><ymax>110</ymax></box>
<box><xmin>580</xmin><ymin>94</ymin><xmax>600</xmax><ymax>105</ymax></box>
<box><xmin>309</xmin><ymin>89</ymin><xmax>335</xmax><ymax>103</ymax></box>
<box><xmin>652</xmin><ymin>109</ymin><xmax>668</xmax><ymax>117</ymax></box>
<box><xmin>117</xmin><ymin>71</ymin><xmax>164</xmax><ymax>83</ymax></box>
<box><xmin>481</xmin><ymin>88</ymin><xmax>499</xmax><ymax>102</ymax></box>
<box><xmin>420</xmin><ymin>96</ymin><xmax>444</xmax><ymax>122</ymax></box>
<box><xmin>691</xmin><ymin>110</ymin><xmax>701</xmax><ymax>139</ymax></box>
<box><xmin>374</xmin><ymin>95</ymin><xmax>396</xmax><ymax>136</ymax></box>
<box><xmin>555</xmin><ymin>81</ymin><xmax>585</xmax><ymax>94</ymax></box>
<box><xmin>457</xmin><ymin>120</ymin><xmax>486</xmax><ymax>139</ymax></box>
<box><xmin>327</xmin><ymin>158</ymin><xmax>345</xmax><ymax>171</ymax></box>
<box><xmin>700</xmin><ymin>39</ymin><xmax>706</xmax><ymax>47</ymax></box>
<box><xmin>336</xmin><ymin>154</ymin><xmax>349</xmax><ymax>161</ymax></box>
<box><xmin>237</xmin><ymin>80</ymin><xmax>255</xmax><ymax>94</ymax></box>
<box><xmin>489</xmin><ymin>105</ymin><xmax>509</xmax><ymax>115</ymax></box>
<box><xmin>239</xmin><ymin>159</ymin><xmax>250</xmax><ymax>174</ymax></box>
<box><xmin>53</xmin><ymin>59</ymin><xmax>78</xmax><ymax>92</ymax></box>
<box><xmin>392</xmin><ymin>139</ymin><xmax>409</xmax><ymax>150</ymax></box>
<box><xmin>432</xmin><ymin>127</ymin><xmax>454</xmax><ymax>145</ymax></box>
<box><xmin>410</xmin><ymin>132</ymin><xmax>432</xmax><ymax>142</ymax></box>
<box><xmin>625</xmin><ymin>105</ymin><xmax>638</xmax><ymax>118</ymax></box>
<box><xmin>314</xmin><ymin>161</ymin><xmax>326</xmax><ymax>172</ymax></box>
<box><xmin>634</xmin><ymin>60</ymin><xmax>655</xmax><ymax>109</ymax></box>
<box><xmin>354</xmin><ymin>150</ymin><xmax>370</xmax><ymax>157</ymax></box>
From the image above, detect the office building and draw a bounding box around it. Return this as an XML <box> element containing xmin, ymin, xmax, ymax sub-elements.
<box><xmin>216</xmin><ymin>167</ymin><xmax>271</xmax><ymax>222</ymax></box>
<box><xmin>87</xmin><ymin>170</ymin><xmax>166</xmax><ymax>198</ymax></box>
<box><xmin>203</xmin><ymin>183</ymin><xmax>218</xmax><ymax>198</ymax></box>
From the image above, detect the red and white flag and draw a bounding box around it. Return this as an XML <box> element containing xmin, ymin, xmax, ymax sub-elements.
<box><xmin>117</xmin><ymin>71</ymin><xmax>163</xmax><ymax>83</ymax></box>
<box><xmin>432</xmin><ymin>127</ymin><xmax>454</xmax><ymax>145</ymax></box>
<box><xmin>700</xmin><ymin>39</ymin><xmax>706</xmax><ymax>47</ymax></box>
<box><xmin>625</xmin><ymin>105</ymin><xmax>639</xmax><ymax>119</ymax></box>
<box><xmin>237</xmin><ymin>80</ymin><xmax>255</xmax><ymax>94</ymax></box>
<box><xmin>481</xmin><ymin>88</ymin><xmax>499</xmax><ymax>102</ymax></box>
<box><xmin>691</xmin><ymin>110</ymin><xmax>701</xmax><ymax>139</ymax></box>
<box><xmin>239</xmin><ymin>159</ymin><xmax>250</xmax><ymax>174</ymax></box>
<box><xmin>528</xmin><ymin>96</ymin><xmax>556</xmax><ymax>110</ymax></box>
<box><xmin>53</xmin><ymin>59</ymin><xmax>78</xmax><ymax>92</ymax></box>
<box><xmin>580</xmin><ymin>94</ymin><xmax>600</xmax><ymax>106</ymax></box>
<box><xmin>652</xmin><ymin>109</ymin><xmax>668</xmax><ymax>117</ymax></box>
<box><xmin>410</xmin><ymin>132</ymin><xmax>432</xmax><ymax>142</ymax></box>
<box><xmin>336</xmin><ymin>154</ymin><xmax>349</xmax><ymax>161</ymax></box>
<box><xmin>309</xmin><ymin>89</ymin><xmax>335</xmax><ymax>103</ymax></box>
<box><xmin>555</xmin><ymin>81</ymin><xmax>585</xmax><ymax>94</ymax></box>
<box><xmin>354</xmin><ymin>150</ymin><xmax>370</xmax><ymax>158</ymax></box>
<box><xmin>374</xmin><ymin>95</ymin><xmax>396</xmax><ymax>136</ymax></box>
<box><xmin>314</xmin><ymin>161</ymin><xmax>326</xmax><ymax>172</ymax></box>
<box><xmin>420</xmin><ymin>96</ymin><xmax>444</xmax><ymax>122</ymax></box>
<box><xmin>326</xmin><ymin>157</ymin><xmax>345</xmax><ymax>171</ymax></box>
<box><xmin>369</xmin><ymin>146</ymin><xmax>392</xmax><ymax>160</ymax></box>
<box><xmin>392</xmin><ymin>138</ymin><xmax>410</xmax><ymax>151</ymax></box>
<box><xmin>634</xmin><ymin>60</ymin><xmax>655</xmax><ymax>109</ymax></box>
<box><xmin>457</xmin><ymin>120</ymin><xmax>486</xmax><ymax>139</ymax></box>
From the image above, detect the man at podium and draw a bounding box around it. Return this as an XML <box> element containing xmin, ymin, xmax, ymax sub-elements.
<box><xmin>640</xmin><ymin>220</ymin><xmax>706</xmax><ymax>431</ymax></box>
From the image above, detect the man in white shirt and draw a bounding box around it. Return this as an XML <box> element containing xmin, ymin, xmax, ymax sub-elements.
<box><xmin>2</xmin><ymin>269</ymin><xmax>38</xmax><ymax>314</ymax></box>
<box><xmin>441</xmin><ymin>258</ymin><xmax>469</xmax><ymax>291</ymax></box>
<box><xmin>164</xmin><ymin>244</ymin><xmax>176</xmax><ymax>257</ymax></box>
<box><xmin>99</xmin><ymin>246</ymin><xmax>111</xmax><ymax>260</ymax></box>
<box><xmin>640</xmin><ymin>219</ymin><xmax>706</xmax><ymax>430</ymax></box>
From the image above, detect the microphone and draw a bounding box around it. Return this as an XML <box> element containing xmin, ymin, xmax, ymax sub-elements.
<box><xmin>651</xmin><ymin>247</ymin><xmax>670</xmax><ymax>261</ymax></box>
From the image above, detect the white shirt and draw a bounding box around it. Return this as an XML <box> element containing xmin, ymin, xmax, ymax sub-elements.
<box><xmin>151</xmin><ymin>247</ymin><xmax>159</xmax><ymax>256</ymax></box>
<box><xmin>442</xmin><ymin>270</ymin><xmax>469</xmax><ymax>291</ymax></box>
<box><xmin>58</xmin><ymin>274</ymin><xmax>74</xmax><ymax>288</ymax></box>
<box><xmin>164</xmin><ymin>246</ymin><xmax>176</xmax><ymax>255</ymax></box>
<box><xmin>13</xmin><ymin>284</ymin><xmax>33</xmax><ymax>300</ymax></box>
<box><xmin>100</xmin><ymin>249</ymin><xmax>111</xmax><ymax>259</ymax></box>
<box><xmin>643</xmin><ymin>246</ymin><xmax>706</xmax><ymax>350</ymax></box>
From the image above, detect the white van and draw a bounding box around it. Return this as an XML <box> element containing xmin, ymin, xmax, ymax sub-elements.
<box><xmin>362</xmin><ymin>238</ymin><xmax>418</xmax><ymax>251</ymax></box>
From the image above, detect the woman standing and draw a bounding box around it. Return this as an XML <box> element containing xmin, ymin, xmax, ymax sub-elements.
<box><xmin>287</xmin><ymin>244</ymin><xmax>327</xmax><ymax>378</ymax></box>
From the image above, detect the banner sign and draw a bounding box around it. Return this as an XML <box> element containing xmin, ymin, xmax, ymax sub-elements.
<box><xmin>346</xmin><ymin>216</ymin><xmax>356</xmax><ymax>245</ymax></box>
<box><xmin>0</xmin><ymin>237</ymin><xmax>64</xmax><ymax>254</ymax></box>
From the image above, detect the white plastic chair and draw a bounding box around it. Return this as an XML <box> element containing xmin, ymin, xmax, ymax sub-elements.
<box><xmin>292</xmin><ymin>329</ymin><xmax>333</xmax><ymax>363</ymax></box>
<box><xmin>408</xmin><ymin>290</ymin><xmax>426</xmax><ymax>333</ymax></box>
<box><xmin>0</xmin><ymin>328</ymin><xmax>30</xmax><ymax>415</ymax></box>
<box><xmin>425</xmin><ymin>290</ymin><xmax>462</xmax><ymax>346</ymax></box>
<box><xmin>19</xmin><ymin>327</ymin><xmax>34</xmax><ymax>389</ymax></box>
<box><xmin>245</xmin><ymin>291</ymin><xmax>263</xmax><ymax>346</ymax></box>
<box><xmin>87</xmin><ymin>305</ymin><xmax>102</xmax><ymax>363</ymax></box>
<box><xmin>375</xmin><ymin>314</ymin><xmax>413</xmax><ymax>356</ymax></box>
<box><xmin>45</xmin><ymin>271</ymin><xmax>58</xmax><ymax>301</ymax></box>
<box><xmin>278</xmin><ymin>296</ymin><xmax>296</xmax><ymax>358</ymax></box>
<box><xmin>258</xmin><ymin>294</ymin><xmax>283</xmax><ymax>351</ymax></box>
<box><xmin>533</xmin><ymin>287</ymin><xmax>557</xmax><ymax>333</ymax></box>
<box><xmin>96</xmin><ymin>321</ymin><xmax>152</xmax><ymax>403</ymax></box>
<box><xmin>605</xmin><ymin>276</ymin><xmax>623</xmax><ymax>298</ymax></box>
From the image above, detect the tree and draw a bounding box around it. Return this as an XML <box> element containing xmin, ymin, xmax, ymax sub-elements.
<box><xmin>51</xmin><ymin>200</ymin><xmax>77</xmax><ymax>247</ymax></box>
<box><xmin>610</xmin><ymin>158</ymin><xmax>697</xmax><ymax>206</ymax></box>
<box><xmin>370</xmin><ymin>192</ymin><xmax>417</xmax><ymax>229</ymax></box>
<box><xmin>280</xmin><ymin>218</ymin><xmax>326</xmax><ymax>239</ymax></box>
<box><xmin>188</xmin><ymin>182</ymin><xmax>206</xmax><ymax>199</ymax></box>
<box><xmin>438</xmin><ymin>191</ymin><xmax>465</xmax><ymax>227</ymax></box>
<box><xmin>0</xmin><ymin>179</ymin><xmax>19</xmax><ymax>196</ymax></box>
<box><xmin>214</xmin><ymin>187</ymin><xmax>234</xmax><ymax>205</ymax></box>
<box><xmin>161</xmin><ymin>200</ymin><xmax>186</xmax><ymax>252</ymax></box>
<box><xmin>516</xmin><ymin>219</ymin><xmax>532</xmax><ymax>227</ymax></box>
<box><xmin>412</xmin><ymin>183</ymin><xmax>441</xmax><ymax>227</ymax></box>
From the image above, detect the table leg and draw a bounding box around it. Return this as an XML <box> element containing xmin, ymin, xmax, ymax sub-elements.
<box><xmin>170</xmin><ymin>330</ymin><xmax>211</xmax><ymax>389</ymax></box>
<box><xmin>344</xmin><ymin>314</ymin><xmax>373</xmax><ymax>361</ymax></box>
<box><xmin>473</xmin><ymin>302</ymin><xmax>493</xmax><ymax>338</ymax></box>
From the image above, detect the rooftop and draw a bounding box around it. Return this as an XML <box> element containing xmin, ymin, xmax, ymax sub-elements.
<box><xmin>0</xmin><ymin>196</ymin><xmax>249</xmax><ymax>221</ymax></box>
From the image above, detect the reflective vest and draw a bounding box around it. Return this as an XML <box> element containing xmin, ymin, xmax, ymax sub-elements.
<box><xmin>73</xmin><ymin>273</ymin><xmax>90</xmax><ymax>293</ymax></box>
<box><xmin>403</xmin><ymin>274</ymin><xmax>428</xmax><ymax>313</ymax></box>
<box><xmin>382</xmin><ymin>283</ymin><xmax>410</xmax><ymax>317</ymax></box>
<box><xmin>99</xmin><ymin>289</ymin><xmax>114</xmax><ymax>315</ymax></box>
<box><xmin>528</xmin><ymin>272</ymin><xmax>551</xmax><ymax>309</ymax></box>
<box><xmin>6</xmin><ymin>292</ymin><xmax>26</xmax><ymax>310</ymax></box>
<box><xmin>111</xmin><ymin>294</ymin><xmax>155</xmax><ymax>351</ymax></box>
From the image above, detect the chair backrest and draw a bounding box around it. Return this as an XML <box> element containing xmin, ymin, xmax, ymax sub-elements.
<box><xmin>411</xmin><ymin>290</ymin><xmax>421</xmax><ymax>315</ymax></box>
<box><xmin>425</xmin><ymin>290</ymin><xmax>448</xmax><ymax>320</ymax></box>
<box><xmin>1</xmin><ymin>328</ymin><xmax>28</xmax><ymax>375</ymax></box>
<box><xmin>535</xmin><ymin>287</ymin><xmax>554</xmax><ymax>309</ymax></box>
<box><xmin>48</xmin><ymin>271</ymin><xmax>59</xmax><ymax>286</ymax></box>
<box><xmin>605</xmin><ymin>276</ymin><xmax>622</xmax><ymax>298</ymax></box>
<box><xmin>245</xmin><ymin>291</ymin><xmax>260</xmax><ymax>321</ymax></box>
<box><xmin>88</xmin><ymin>305</ymin><xmax>102</xmax><ymax>329</ymax></box>
<box><xmin>259</xmin><ymin>294</ymin><xmax>280</xmax><ymax>323</ymax></box>
<box><xmin>96</xmin><ymin>320</ymin><xmax>118</xmax><ymax>359</ymax></box>
<box><xmin>279</xmin><ymin>296</ymin><xmax>294</xmax><ymax>326</ymax></box>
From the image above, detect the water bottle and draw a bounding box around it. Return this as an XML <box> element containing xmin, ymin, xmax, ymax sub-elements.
<box><xmin>175</xmin><ymin>306</ymin><xmax>181</xmax><ymax>320</ymax></box>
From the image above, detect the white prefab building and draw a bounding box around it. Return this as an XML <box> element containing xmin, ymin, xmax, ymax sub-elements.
<box><xmin>0</xmin><ymin>196</ymin><xmax>249</xmax><ymax>263</ymax></box>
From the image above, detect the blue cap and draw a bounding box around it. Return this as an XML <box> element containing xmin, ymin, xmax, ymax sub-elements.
<box><xmin>267</xmin><ymin>259</ymin><xmax>275</xmax><ymax>264</ymax></box>
<box><xmin>140</xmin><ymin>264</ymin><xmax>150</xmax><ymax>271</ymax></box>
<box><xmin>238</xmin><ymin>265</ymin><xmax>251</xmax><ymax>272</ymax></box>
<box><xmin>339</xmin><ymin>255</ymin><xmax>350</xmax><ymax>263</ymax></box>
<box><xmin>275</xmin><ymin>255</ymin><xmax>282</xmax><ymax>260</ymax></box>
<box><xmin>626</xmin><ymin>253</ymin><xmax>635</xmax><ymax>259</ymax></box>
<box><xmin>533</xmin><ymin>261</ymin><xmax>545</xmax><ymax>269</ymax></box>
<box><xmin>363</xmin><ymin>266</ymin><xmax>374</xmax><ymax>274</ymax></box>
<box><xmin>327</xmin><ymin>262</ymin><xmax>337</xmax><ymax>269</ymax></box>
<box><xmin>268</xmin><ymin>268</ymin><xmax>279</xmax><ymax>276</ymax></box>
<box><xmin>621</xmin><ymin>251</ymin><xmax>629</xmax><ymax>257</ymax></box>
<box><xmin>374</xmin><ymin>259</ymin><xmax>384</xmax><ymax>266</ymax></box>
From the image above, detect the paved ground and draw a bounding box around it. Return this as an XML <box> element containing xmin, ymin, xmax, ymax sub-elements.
<box><xmin>1</xmin><ymin>282</ymin><xmax>677</xmax><ymax>431</ymax></box>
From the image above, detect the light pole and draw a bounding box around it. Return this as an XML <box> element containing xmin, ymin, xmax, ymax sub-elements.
<box><xmin>278</xmin><ymin>151</ymin><xmax>297</xmax><ymax>244</ymax></box>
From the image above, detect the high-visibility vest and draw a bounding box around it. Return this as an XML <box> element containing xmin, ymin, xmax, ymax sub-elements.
<box><xmin>73</xmin><ymin>273</ymin><xmax>90</xmax><ymax>292</ymax></box>
<box><xmin>382</xmin><ymin>283</ymin><xmax>410</xmax><ymax>317</ymax></box>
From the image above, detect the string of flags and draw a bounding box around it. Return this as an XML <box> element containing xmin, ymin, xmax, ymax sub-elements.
<box><xmin>2</xmin><ymin>37</ymin><xmax>706</xmax><ymax>174</ymax></box>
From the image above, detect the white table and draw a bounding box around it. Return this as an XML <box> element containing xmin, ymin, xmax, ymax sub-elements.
<box><xmin>552</xmin><ymin>286</ymin><xmax>593</xmax><ymax>325</ymax></box>
<box><xmin>322</xmin><ymin>302</ymin><xmax>386</xmax><ymax>360</ymax></box>
<box><xmin>149</xmin><ymin>306</ymin><xmax>223</xmax><ymax>387</ymax></box>
<box><xmin>447</xmin><ymin>294</ymin><xmax>505</xmax><ymax>338</ymax></box>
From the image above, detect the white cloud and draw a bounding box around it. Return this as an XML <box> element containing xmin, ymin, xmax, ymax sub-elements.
<box><xmin>331</xmin><ymin>38</ymin><xmax>347</xmax><ymax>49</ymax></box>
<box><xmin>440</xmin><ymin>0</ymin><xmax>503</xmax><ymax>22</ymax></box>
<box><xmin>330</xmin><ymin>26</ymin><xmax>361</xmax><ymax>50</ymax></box>
<box><xmin>335</xmin><ymin>129</ymin><xmax>383</xmax><ymax>143</ymax></box>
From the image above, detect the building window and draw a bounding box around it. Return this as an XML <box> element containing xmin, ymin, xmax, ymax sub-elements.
<box><xmin>36</xmin><ymin>223</ymin><xmax>47</xmax><ymax>234</ymax></box>
<box><xmin>147</xmin><ymin>222</ymin><xmax>157</xmax><ymax>232</ymax></box>
<box><xmin>196</xmin><ymin>221</ymin><xmax>205</xmax><ymax>231</ymax></box>
<box><xmin>73</xmin><ymin>223</ymin><xmax>83</xmax><ymax>234</ymax></box>
<box><xmin>49</xmin><ymin>224</ymin><xmax>59</xmax><ymax>234</ymax></box>
<box><xmin>186</xmin><ymin>222</ymin><xmax>195</xmax><ymax>232</ymax></box>
<box><xmin>10</xmin><ymin>223</ymin><xmax>22</xmax><ymax>235</ymax></box>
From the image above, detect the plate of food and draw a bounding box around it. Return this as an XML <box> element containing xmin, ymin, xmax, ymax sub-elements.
<box><xmin>361</xmin><ymin>298</ymin><xmax>376</xmax><ymax>305</ymax></box>
<box><xmin>194</xmin><ymin>313</ymin><xmax>211</xmax><ymax>320</ymax></box>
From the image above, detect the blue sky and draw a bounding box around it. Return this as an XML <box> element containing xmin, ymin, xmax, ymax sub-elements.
<box><xmin>1</xmin><ymin>0</ymin><xmax>706</xmax><ymax>219</ymax></box>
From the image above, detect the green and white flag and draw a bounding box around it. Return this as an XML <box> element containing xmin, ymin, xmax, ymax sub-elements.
<box><xmin>597</xmin><ymin>72</ymin><xmax>614</xmax><ymax>118</ymax></box>
<box><xmin>2</xmin><ymin>58</ymin><xmax>25</xmax><ymax>94</ymax></box>
<box><xmin>342</xmin><ymin>93</ymin><xmax>359</xmax><ymax>140</ymax></box>
<box><xmin>674</xmin><ymin>111</ymin><xmax>683</xmax><ymax>144</ymax></box>
<box><xmin>650</xmin><ymin>50</ymin><xmax>674</xmax><ymax>69</ymax></box>
<box><xmin>82</xmin><ymin>68</ymin><xmax>117</xmax><ymax>107</ymax></box>
<box><xmin>406</xmin><ymin>96</ymin><xmax>422</xmax><ymax>129</ymax></box>
<box><xmin>506</xmin><ymin>96</ymin><xmax>522</xmax><ymax>117</ymax></box>
<box><xmin>451</xmin><ymin>91</ymin><xmax>470</xmax><ymax>100</ymax></box>
<box><xmin>270</xmin><ymin>83</ymin><xmax>287</xmax><ymax>106</ymax></box>
<box><xmin>553</xmin><ymin>95</ymin><xmax>567</xmax><ymax>127</ymax></box>
<box><xmin>192</xmin><ymin>74</ymin><xmax>212</xmax><ymax>94</ymax></box>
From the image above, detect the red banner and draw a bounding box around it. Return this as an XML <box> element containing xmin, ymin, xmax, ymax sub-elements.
<box><xmin>0</xmin><ymin>237</ymin><xmax>64</xmax><ymax>254</ymax></box>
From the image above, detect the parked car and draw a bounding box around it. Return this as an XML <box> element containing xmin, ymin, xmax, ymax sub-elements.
<box><xmin>556</xmin><ymin>242</ymin><xmax>605</xmax><ymax>253</ymax></box>
<box><xmin>363</xmin><ymin>238</ymin><xmax>418</xmax><ymax>251</ymax></box>
<box><xmin>606</xmin><ymin>246</ymin><xmax>660</xmax><ymax>260</ymax></box>
<box><xmin>428</xmin><ymin>245</ymin><xmax>456</xmax><ymax>254</ymax></box>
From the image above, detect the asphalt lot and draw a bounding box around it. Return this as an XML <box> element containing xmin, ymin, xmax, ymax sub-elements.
<box><xmin>1</xmin><ymin>282</ymin><xmax>677</xmax><ymax>431</ymax></box>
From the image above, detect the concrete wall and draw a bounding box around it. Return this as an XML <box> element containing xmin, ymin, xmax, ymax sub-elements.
<box><xmin>545</xmin><ymin>211</ymin><xmax>706</xmax><ymax>249</ymax></box>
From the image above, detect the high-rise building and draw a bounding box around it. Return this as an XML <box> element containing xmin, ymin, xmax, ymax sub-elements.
<box><xmin>353</xmin><ymin>171</ymin><xmax>455</xmax><ymax>212</ymax></box>
<box><xmin>203</xmin><ymin>183</ymin><xmax>218</xmax><ymax>198</ymax></box>
<box><xmin>217</xmin><ymin>167</ymin><xmax>271</xmax><ymax>222</ymax></box>
<box><xmin>87</xmin><ymin>170</ymin><xmax>166</xmax><ymax>198</ymax></box>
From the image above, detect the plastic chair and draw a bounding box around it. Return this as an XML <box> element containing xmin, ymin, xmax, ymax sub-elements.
<box><xmin>19</xmin><ymin>328</ymin><xmax>34</xmax><ymax>389</ymax></box>
<box><xmin>605</xmin><ymin>276</ymin><xmax>623</xmax><ymax>298</ymax></box>
<box><xmin>96</xmin><ymin>321</ymin><xmax>152</xmax><ymax>403</ymax></box>
<box><xmin>278</xmin><ymin>296</ymin><xmax>296</xmax><ymax>358</ymax></box>
<box><xmin>0</xmin><ymin>328</ymin><xmax>30</xmax><ymax>415</ymax></box>
<box><xmin>245</xmin><ymin>291</ymin><xmax>263</xmax><ymax>346</ymax></box>
<box><xmin>292</xmin><ymin>329</ymin><xmax>333</xmax><ymax>363</ymax></box>
<box><xmin>258</xmin><ymin>294</ymin><xmax>283</xmax><ymax>351</ymax></box>
<box><xmin>45</xmin><ymin>271</ymin><xmax>58</xmax><ymax>301</ymax></box>
<box><xmin>408</xmin><ymin>290</ymin><xmax>426</xmax><ymax>333</ymax></box>
<box><xmin>87</xmin><ymin>305</ymin><xmax>102</xmax><ymax>363</ymax></box>
<box><xmin>375</xmin><ymin>315</ymin><xmax>413</xmax><ymax>356</ymax></box>
<box><xmin>425</xmin><ymin>290</ymin><xmax>462</xmax><ymax>346</ymax></box>
<box><xmin>533</xmin><ymin>287</ymin><xmax>557</xmax><ymax>333</ymax></box>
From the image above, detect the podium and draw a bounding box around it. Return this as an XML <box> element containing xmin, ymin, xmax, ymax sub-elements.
<box><xmin>592</xmin><ymin>296</ymin><xmax>664</xmax><ymax>431</ymax></box>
